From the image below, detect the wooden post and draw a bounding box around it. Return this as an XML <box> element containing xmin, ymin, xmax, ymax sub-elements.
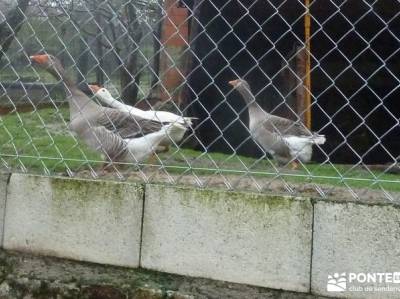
<box><xmin>295</xmin><ymin>46</ymin><xmax>307</xmax><ymax>125</ymax></box>
<box><xmin>304</xmin><ymin>0</ymin><xmax>312</xmax><ymax>129</ymax></box>
<box><xmin>157</xmin><ymin>0</ymin><xmax>189</xmax><ymax>104</ymax></box>
<box><xmin>283</xmin><ymin>45</ymin><xmax>310</xmax><ymax>125</ymax></box>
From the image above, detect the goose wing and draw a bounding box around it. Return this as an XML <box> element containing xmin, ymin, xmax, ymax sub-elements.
<box><xmin>262</xmin><ymin>114</ymin><xmax>310</xmax><ymax>136</ymax></box>
<box><xmin>81</xmin><ymin>126</ymin><xmax>128</xmax><ymax>161</ymax></box>
<box><xmin>98</xmin><ymin>107</ymin><xmax>163</xmax><ymax>139</ymax></box>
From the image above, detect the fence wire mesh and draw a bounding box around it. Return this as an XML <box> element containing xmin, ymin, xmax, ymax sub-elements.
<box><xmin>0</xmin><ymin>0</ymin><xmax>399</xmax><ymax>201</ymax></box>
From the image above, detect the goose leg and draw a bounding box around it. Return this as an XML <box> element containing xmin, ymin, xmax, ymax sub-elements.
<box><xmin>156</xmin><ymin>145</ymin><xmax>170</xmax><ymax>153</ymax></box>
<box><xmin>291</xmin><ymin>160</ymin><xmax>299</xmax><ymax>170</ymax></box>
<box><xmin>98</xmin><ymin>161</ymin><xmax>112</xmax><ymax>175</ymax></box>
<box><xmin>99</xmin><ymin>161</ymin><xmax>122</xmax><ymax>174</ymax></box>
<box><xmin>147</xmin><ymin>153</ymin><xmax>157</xmax><ymax>166</ymax></box>
<box><xmin>146</xmin><ymin>145</ymin><xmax>169</xmax><ymax>166</ymax></box>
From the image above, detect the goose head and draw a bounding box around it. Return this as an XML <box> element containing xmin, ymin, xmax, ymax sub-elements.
<box><xmin>88</xmin><ymin>85</ymin><xmax>113</xmax><ymax>100</ymax></box>
<box><xmin>30</xmin><ymin>54</ymin><xmax>65</xmax><ymax>79</ymax></box>
<box><xmin>228</xmin><ymin>78</ymin><xmax>257</xmax><ymax>106</ymax></box>
<box><xmin>228</xmin><ymin>79</ymin><xmax>250</xmax><ymax>91</ymax></box>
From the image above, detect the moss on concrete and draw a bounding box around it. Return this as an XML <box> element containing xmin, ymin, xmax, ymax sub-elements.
<box><xmin>34</xmin><ymin>176</ymin><xmax>145</xmax><ymax>219</ymax></box>
<box><xmin>151</xmin><ymin>183</ymin><xmax>311</xmax><ymax>219</ymax></box>
<box><xmin>50</xmin><ymin>176</ymin><xmax>142</xmax><ymax>203</ymax></box>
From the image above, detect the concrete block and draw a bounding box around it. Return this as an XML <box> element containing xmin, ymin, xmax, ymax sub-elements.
<box><xmin>0</xmin><ymin>173</ymin><xmax>10</xmax><ymax>246</ymax></box>
<box><xmin>3</xmin><ymin>174</ymin><xmax>144</xmax><ymax>267</ymax></box>
<box><xmin>312</xmin><ymin>200</ymin><xmax>400</xmax><ymax>298</ymax></box>
<box><xmin>141</xmin><ymin>184</ymin><xmax>313</xmax><ymax>292</ymax></box>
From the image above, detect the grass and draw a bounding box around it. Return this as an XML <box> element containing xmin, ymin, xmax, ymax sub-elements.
<box><xmin>0</xmin><ymin>106</ymin><xmax>102</xmax><ymax>173</ymax></box>
<box><xmin>156</xmin><ymin>148</ymin><xmax>400</xmax><ymax>193</ymax></box>
<box><xmin>0</xmin><ymin>107</ymin><xmax>399</xmax><ymax>194</ymax></box>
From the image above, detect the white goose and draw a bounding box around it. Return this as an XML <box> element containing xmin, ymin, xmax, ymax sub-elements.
<box><xmin>89</xmin><ymin>85</ymin><xmax>195</xmax><ymax>126</ymax></box>
<box><xmin>89</xmin><ymin>85</ymin><xmax>194</xmax><ymax>151</ymax></box>
<box><xmin>229</xmin><ymin>79</ymin><xmax>326</xmax><ymax>169</ymax></box>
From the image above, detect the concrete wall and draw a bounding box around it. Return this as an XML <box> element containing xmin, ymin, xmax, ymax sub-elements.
<box><xmin>141</xmin><ymin>185</ymin><xmax>312</xmax><ymax>292</ymax></box>
<box><xmin>3</xmin><ymin>174</ymin><xmax>143</xmax><ymax>267</ymax></box>
<box><xmin>0</xmin><ymin>173</ymin><xmax>399</xmax><ymax>298</ymax></box>
<box><xmin>312</xmin><ymin>200</ymin><xmax>400</xmax><ymax>299</ymax></box>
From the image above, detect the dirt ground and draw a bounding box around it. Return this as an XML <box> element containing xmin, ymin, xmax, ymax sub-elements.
<box><xmin>0</xmin><ymin>250</ymin><xmax>330</xmax><ymax>299</ymax></box>
<box><xmin>65</xmin><ymin>167</ymin><xmax>400</xmax><ymax>204</ymax></box>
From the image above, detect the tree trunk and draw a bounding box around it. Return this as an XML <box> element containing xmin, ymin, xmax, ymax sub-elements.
<box><xmin>76</xmin><ymin>36</ymin><xmax>89</xmax><ymax>84</ymax></box>
<box><xmin>120</xmin><ymin>53</ymin><xmax>141</xmax><ymax>105</ymax></box>
<box><xmin>151</xmin><ymin>0</ymin><xmax>163</xmax><ymax>88</ymax></box>
<box><xmin>0</xmin><ymin>0</ymin><xmax>30</xmax><ymax>62</ymax></box>
<box><xmin>94</xmin><ymin>9</ymin><xmax>104</xmax><ymax>85</ymax></box>
<box><xmin>95</xmin><ymin>35</ymin><xmax>104</xmax><ymax>85</ymax></box>
<box><xmin>59</xmin><ymin>24</ymin><xmax>67</xmax><ymax>66</ymax></box>
<box><xmin>119</xmin><ymin>2</ymin><xmax>143</xmax><ymax>105</ymax></box>
<box><xmin>178</xmin><ymin>0</ymin><xmax>202</xmax><ymax>149</ymax></box>
<box><xmin>181</xmin><ymin>0</ymin><xmax>201</xmax><ymax>108</ymax></box>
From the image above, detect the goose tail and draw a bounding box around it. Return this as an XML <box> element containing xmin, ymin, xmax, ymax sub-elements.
<box><xmin>182</xmin><ymin>116</ymin><xmax>198</xmax><ymax>126</ymax></box>
<box><xmin>311</xmin><ymin>134</ymin><xmax>326</xmax><ymax>145</ymax></box>
<box><xmin>163</xmin><ymin>122</ymin><xmax>188</xmax><ymax>143</ymax></box>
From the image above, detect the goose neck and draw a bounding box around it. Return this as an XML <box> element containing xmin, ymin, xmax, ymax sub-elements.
<box><xmin>237</xmin><ymin>86</ymin><xmax>265</xmax><ymax>115</ymax></box>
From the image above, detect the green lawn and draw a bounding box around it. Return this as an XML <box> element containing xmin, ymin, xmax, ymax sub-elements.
<box><xmin>156</xmin><ymin>147</ymin><xmax>400</xmax><ymax>193</ymax></box>
<box><xmin>0</xmin><ymin>107</ymin><xmax>102</xmax><ymax>174</ymax></box>
<box><xmin>0</xmin><ymin>107</ymin><xmax>399</xmax><ymax>193</ymax></box>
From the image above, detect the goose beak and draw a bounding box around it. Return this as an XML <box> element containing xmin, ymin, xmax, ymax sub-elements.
<box><xmin>228</xmin><ymin>79</ymin><xmax>239</xmax><ymax>86</ymax></box>
<box><xmin>30</xmin><ymin>54</ymin><xmax>49</xmax><ymax>65</ymax></box>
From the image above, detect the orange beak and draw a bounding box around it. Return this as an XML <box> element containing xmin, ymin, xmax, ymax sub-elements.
<box><xmin>30</xmin><ymin>54</ymin><xmax>49</xmax><ymax>64</ymax></box>
<box><xmin>89</xmin><ymin>84</ymin><xmax>102</xmax><ymax>93</ymax></box>
<box><xmin>228</xmin><ymin>79</ymin><xmax>239</xmax><ymax>86</ymax></box>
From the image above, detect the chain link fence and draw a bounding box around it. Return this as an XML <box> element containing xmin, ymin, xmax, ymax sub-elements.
<box><xmin>0</xmin><ymin>0</ymin><xmax>399</xmax><ymax>201</ymax></box>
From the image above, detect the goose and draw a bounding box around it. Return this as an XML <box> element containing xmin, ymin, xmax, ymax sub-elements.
<box><xmin>30</xmin><ymin>54</ymin><xmax>186</xmax><ymax>166</ymax></box>
<box><xmin>229</xmin><ymin>79</ymin><xmax>326</xmax><ymax>169</ymax></box>
<box><xmin>89</xmin><ymin>84</ymin><xmax>194</xmax><ymax>151</ymax></box>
